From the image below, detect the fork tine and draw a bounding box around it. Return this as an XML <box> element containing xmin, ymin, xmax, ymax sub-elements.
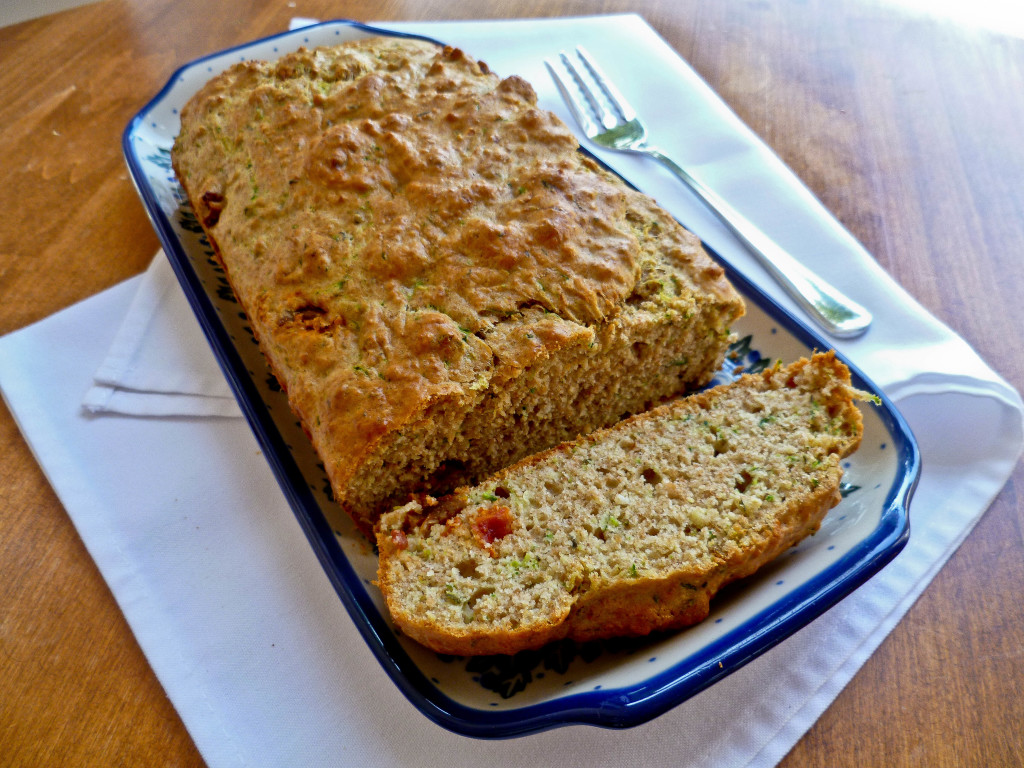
<box><xmin>574</xmin><ymin>46</ymin><xmax>637</xmax><ymax>124</ymax></box>
<box><xmin>556</xmin><ymin>51</ymin><xmax>619</xmax><ymax>132</ymax></box>
<box><xmin>544</xmin><ymin>58</ymin><xmax>600</xmax><ymax>138</ymax></box>
<box><xmin>552</xmin><ymin>49</ymin><xmax>614</xmax><ymax>132</ymax></box>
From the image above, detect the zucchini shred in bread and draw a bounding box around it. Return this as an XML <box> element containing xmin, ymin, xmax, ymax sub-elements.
<box><xmin>376</xmin><ymin>353</ymin><xmax>870</xmax><ymax>656</ymax></box>
<box><xmin>171</xmin><ymin>37</ymin><xmax>744</xmax><ymax>535</ymax></box>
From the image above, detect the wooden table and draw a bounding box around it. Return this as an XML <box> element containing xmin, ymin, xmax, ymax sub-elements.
<box><xmin>2</xmin><ymin>0</ymin><xmax>1021</xmax><ymax>764</ymax></box>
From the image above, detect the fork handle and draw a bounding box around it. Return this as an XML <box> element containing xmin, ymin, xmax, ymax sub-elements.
<box><xmin>646</xmin><ymin>148</ymin><xmax>872</xmax><ymax>338</ymax></box>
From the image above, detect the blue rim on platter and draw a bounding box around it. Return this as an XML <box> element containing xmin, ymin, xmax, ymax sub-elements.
<box><xmin>123</xmin><ymin>19</ymin><xmax>919</xmax><ymax>738</ymax></box>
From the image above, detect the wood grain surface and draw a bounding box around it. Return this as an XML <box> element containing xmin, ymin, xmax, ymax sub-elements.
<box><xmin>1</xmin><ymin>0</ymin><xmax>1021</xmax><ymax>765</ymax></box>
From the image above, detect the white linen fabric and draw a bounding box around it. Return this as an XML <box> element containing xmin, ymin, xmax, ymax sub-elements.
<box><xmin>82</xmin><ymin>253</ymin><xmax>239</xmax><ymax>417</ymax></box>
<box><xmin>1</xmin><ymin>14</ymin><xmax>1021</xmax><ymax>768</ymax></box>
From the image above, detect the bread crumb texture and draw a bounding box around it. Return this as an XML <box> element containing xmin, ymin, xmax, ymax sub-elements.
<box><xmin>376</xmin><ymin>352</ymin><xmax>868</xmax><ymax>655</ymax></box>
<box><xmin>172</xmin><ymin>38</ymin><xmax>744</xmax><ymax>532</ymax></box>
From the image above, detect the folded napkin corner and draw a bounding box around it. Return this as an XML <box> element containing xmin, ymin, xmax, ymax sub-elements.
<box><xmin>83</xmin><ymin>254</ymin><xmax>240</xmax><ymax>419</ymax></box>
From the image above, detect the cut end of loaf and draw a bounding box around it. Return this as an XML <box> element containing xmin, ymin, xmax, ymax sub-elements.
<box><xmin>375</xmin><ymin>352</ymin><xmax>870</xmax><ymax>656</ymax></box>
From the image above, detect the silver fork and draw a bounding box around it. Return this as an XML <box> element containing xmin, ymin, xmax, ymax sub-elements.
<box><xmin>546</xmin><ymin>47</ymin><xmax>872</xmax><ymax>338</ymax></box>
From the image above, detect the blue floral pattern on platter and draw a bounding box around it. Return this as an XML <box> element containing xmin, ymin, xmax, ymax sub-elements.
<box><xmin>122</xmin><ymin>20</ymin><xmax>919</xmax><ymax>737</ymax></box>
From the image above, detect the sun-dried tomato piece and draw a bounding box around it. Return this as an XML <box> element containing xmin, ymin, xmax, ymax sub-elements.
<box><xmin>471</xmin><ymin>505</ymin><xmax>514</xmax><ymax>547</ymax></box>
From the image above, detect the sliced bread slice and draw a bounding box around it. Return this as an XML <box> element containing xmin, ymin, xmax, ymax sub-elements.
<box><xmin>375</xmin><ymin>352</ymin><xmax>869</xmax><ymax>656</ymax></box>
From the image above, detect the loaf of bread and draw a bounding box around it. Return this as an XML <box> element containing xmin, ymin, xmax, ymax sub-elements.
<box><xmin>376</xmin><ymin>352</ymin><xmax>868</xmax><ymax>655</ymax></box>
<box><xmin>172</xmin><ymin>37</ymin><xmax>744</xmax><ymax>534</ymax></box>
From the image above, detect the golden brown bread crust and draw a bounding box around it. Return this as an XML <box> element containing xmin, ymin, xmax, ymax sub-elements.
<box><xmin>376</xmin><ymin>352</ymin><xmax>866</xmax><ymax>656</ymax></box>
<box><xmin>172</xmin><ymin>37</ymin><xmax>744</xmax><ymax>533</ymax></box>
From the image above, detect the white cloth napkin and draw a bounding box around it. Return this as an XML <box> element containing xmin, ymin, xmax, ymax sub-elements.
<box><xmin>82</xmin><ymin>253</ymin><xmax>239</xmax><ymax>417</ymax></box>
<box><xmin>1</xmin><ymin>14</ymin><xmax>1022</xmax><ymax>768</ymax></box>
